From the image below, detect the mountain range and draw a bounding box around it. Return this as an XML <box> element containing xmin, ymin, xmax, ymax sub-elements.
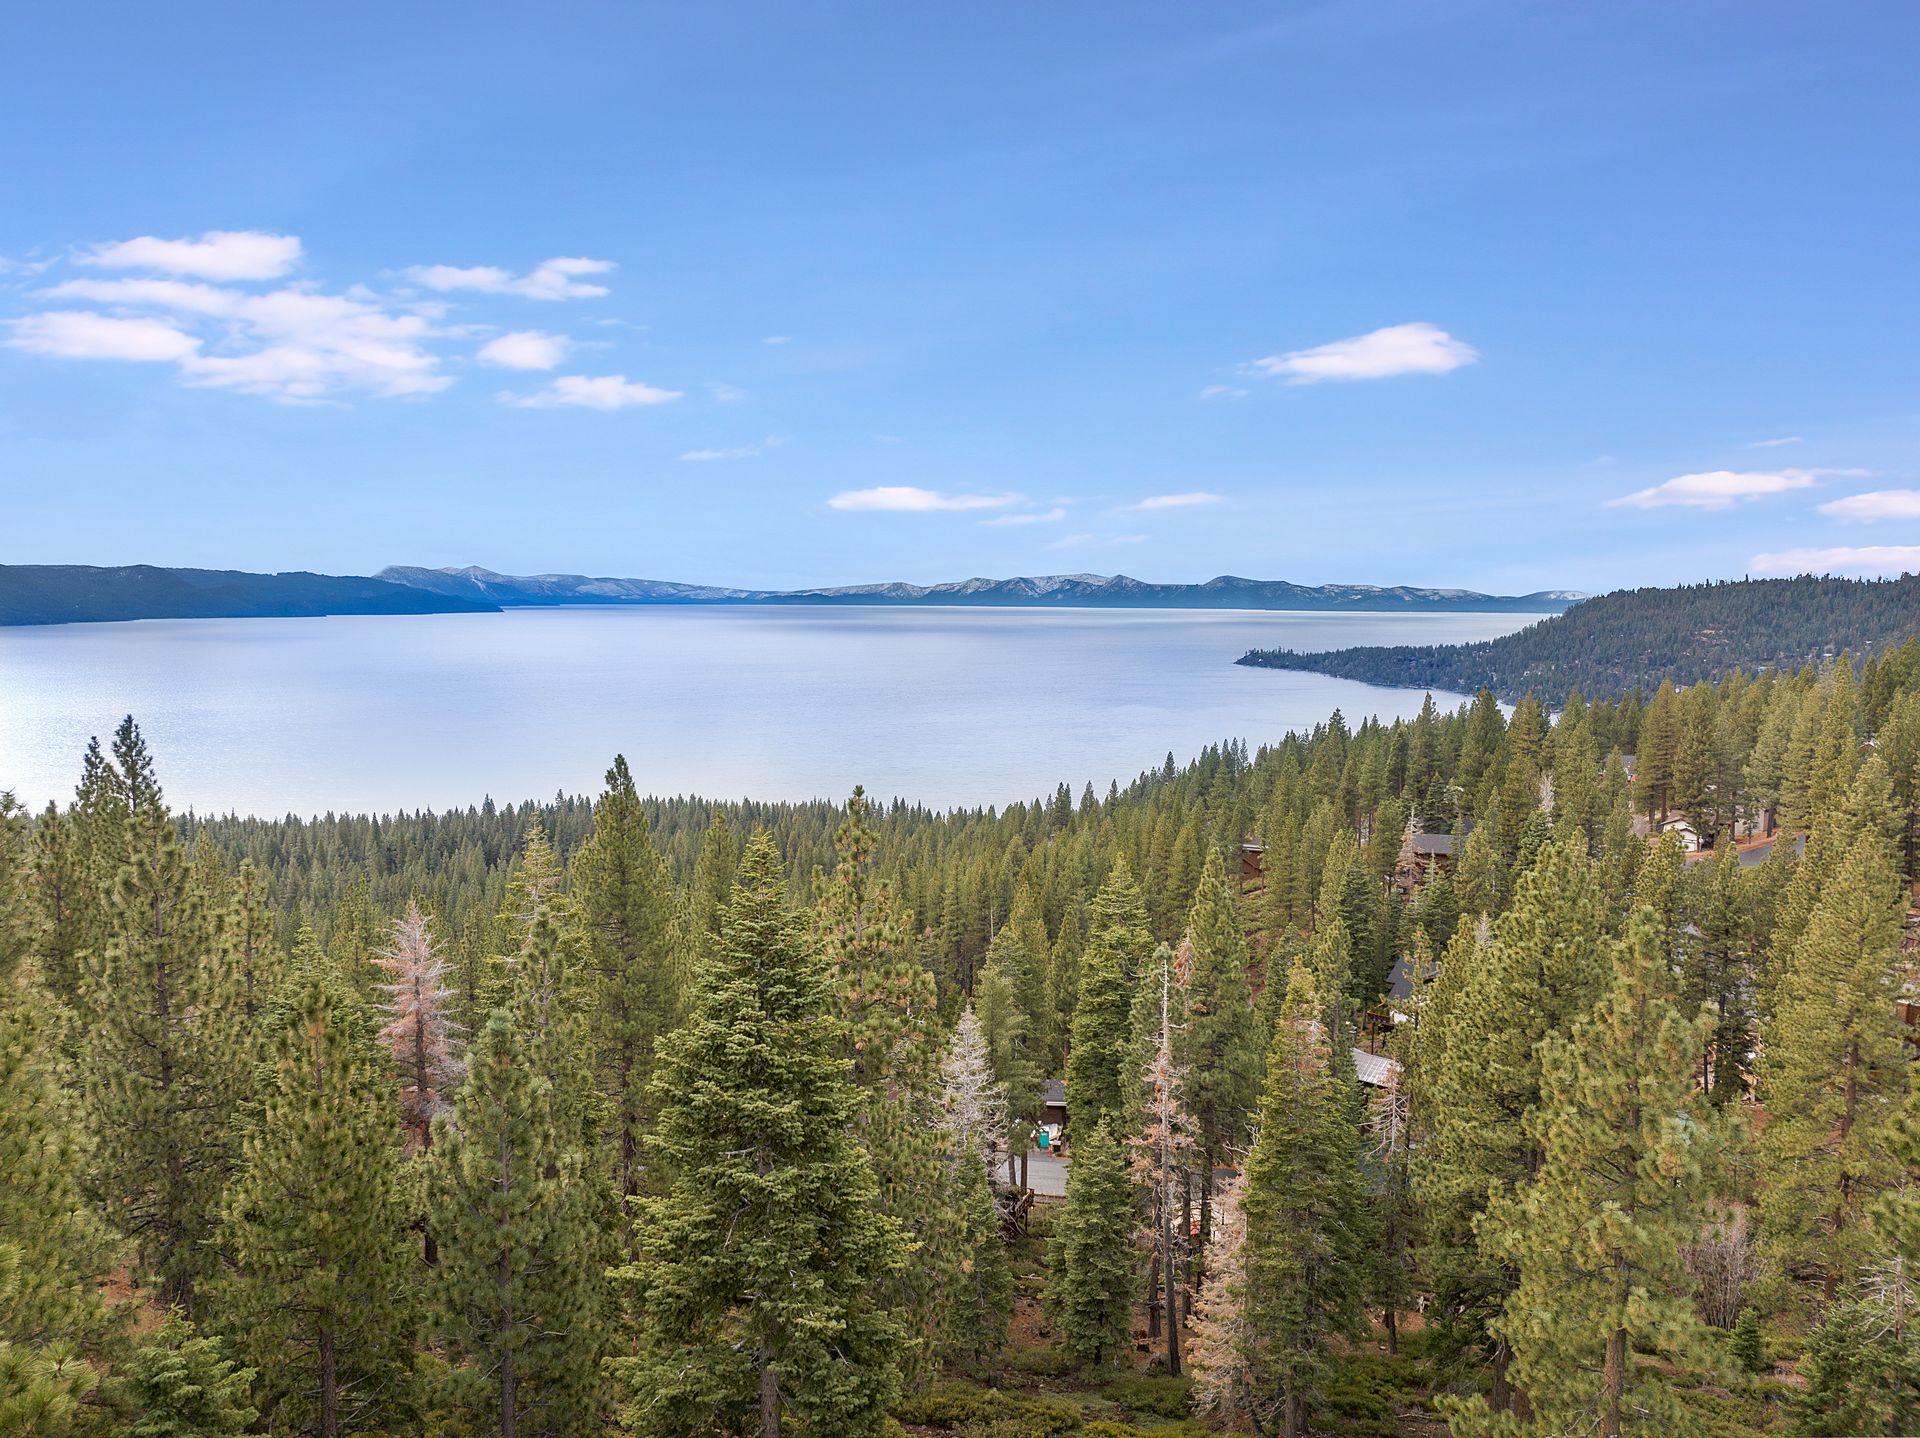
<box><xmin>375</xmin><ymin>565</ymin><xmax>1584</xmax><ymax>613</ymax></box>
<box><xmin>0</xmin><ymin>561</ymin><xmax>1583</xmax><ymax>626</ymax></box>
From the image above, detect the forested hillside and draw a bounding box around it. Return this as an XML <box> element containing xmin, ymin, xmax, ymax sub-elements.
<box><xmin>0</xmin><ymin>564</ymin><xmax>496</xmax><ymax>626</ymax></box>
<box><xmin>1240</xmin><ymin>571</ymin><xmax>1920</xmax><ymax>702</ymax></box>
<box><xmin>4</xmin><ymin>637</ymin><xmax>1920</xmax><ymax>1435</ymax></box>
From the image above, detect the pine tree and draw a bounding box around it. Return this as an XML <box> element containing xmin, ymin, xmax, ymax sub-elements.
<box><xmin>1449</xmin><ymin>909</ymin><xmax>1725</xmax><ymax>1438</ymax></box>
<box><xmin>1413</xmin><ymin>839</ymin><xmax>1610</xmax><ymax>1411</ymax></box>
<box><xmin>83</xmin><ymin>718</ymin><xmax>244</xmax><ymax>1314</ymax></box>
<box><xmin>1176</xmin><ymin>849</ymin><xmax>1261</xmax><ymax>1259</ymax></box>
<box><xmin>1047</xmin><ymin>1117</ymin><xmax>1135</xmax><ymax>1369</ymax></box>
<box><xmin>1238</xmin><ymin>962</ymin><xmax>1369</xmax><ymax>1438</ymax></box>
<box><xmin>1790</xmin><ymin>1300</ymin><xmax>1920</xmax><ymax>1438</ymax></box>
<box><xmin>215</xmin><ymin>974</ymin><xmax>417</xmax><ymax>1437</ymax></box>
<box><xmin>1188</xmin><ymin>1169</ymin><xmax>1255</xmax><ymax>1428</ymax></box>
<box><xmin>574</xmin><ymin>756</ymin><xmax>680</xmax><ymax>1208</ymax></box>
<box><xmin>1128</xmin><ymin>941</ymin><xmax>1199</xmax><ymax>1374</ymax></box>
<box><xmin>104</xmin><ymin>1317</ymin><xmax>259</xmax><ymax>1438</ymax></box>
<box><xmin>935</xmin><ymin>1144</ymin><xmax>1012</xmax><ymax>1380</ymax></box>
<box><xmin>1759</xmin><ymin>826</ymin><xmax>1909</xmax><ymax>1302</ymax></box>
<box><xmin>939</xmin><ymin>1005</ymin><xmax>1007</xmax><ymax>1177</ymax></box>
<box><xmin>615</xmin><ymin>834</ymin><xmax>905</xmax><ymax>1438</ymax></box>
<box><xmin>1066</xmin><ymin>859</ymin><xmax>1149</xmax><ymax>1135</ymax></box>
<box><xmin>373</xmin><ymin>900</ymin><xmax>464</xmax><ymax>1154</ymax></box>
<box><xmin>0</xmin><ymin>978</ymin><xmax>116</xmax><ymax>1431</ymax></box>
<box><xmin>428</xmin><ymin>1008</ymin><xmax>605</xmax><ymax>1438</ymax></box>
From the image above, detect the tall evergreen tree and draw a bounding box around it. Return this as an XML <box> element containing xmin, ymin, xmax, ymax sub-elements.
<box><xmin>1176</xmin><ymin>849</ymin><xmax>1261</xmax><ymax>1257</ymax></box>
<box><xmin>373</xmin><ymin>900</ymin><xmax>464</xmax><ymax>1154</ymax></box>
<box><xmin>1450</xmin><ymin>909</ymin><xmax>1725</xmax><ymax>1438</ymax></box>
<box><xmin>574</xmin><ymin>756</ymin><xmax>680</xmax><ymax>1208</ymax></box>
<box><xmin>1238</xmin><ymin>962</ymin><xmax>1369</xmax><ymax>1438</ymax></box>
<box><xmin>1759</xmin><ymin>826</ymin><xmax>1909</xmax><ymax>1302</ymax></box>
<box><xmin>216</xmin><ymin>974</ymin><xmax>418</xmax><ymax>1438</ymax></box>
<box><xmin>83</xmin><ymin>719</ymin><xmax>244</xmax><ymax>1314</ymax></box>
<box><xmin>428</xmin><ymin>1008</ymin><xmax>604</xmax><ymax>1438</ymax></box>
<box><xmin>615</xmin><ymin>834</ymin><xmax>905</xmax><ymax>1438</ymax></box>
<box><xmin>1047</xmin><ymin>1117</ymin><xmax>1135</xmax><ymax>1369</ymax></box>
<box><xmin>1066</xmin><ymin>858</ymin><xmax>1149</xmax><ymax>1135</ymax></box>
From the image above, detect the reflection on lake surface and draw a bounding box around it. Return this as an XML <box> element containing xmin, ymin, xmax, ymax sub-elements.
<box><xmin>0</xmin><ymin>606</ymin><xmax>1541</xmax><ymax>816</ymax></box>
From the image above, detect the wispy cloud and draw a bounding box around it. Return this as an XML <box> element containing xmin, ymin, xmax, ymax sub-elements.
<box><xmin>1816</xmin><ymin>489</ymin><xmax>1920</xmax><ymax>523</ymax></box>
<box><xmin>1749</xmin><ymin>545</ymin><xmax>1920</xmax><ymax>576</ymax></box>
<box><xmin>79</xmin><ymin>229</ymin><xmax>301</xmax><ymax>281</ymax></box>
<box><xmin>1199</xmin><ymin>384</ymin><xmax>1247</xmax><ymax>400</ymax></box>
<box><xmin>1125</xmin><ymin>491</ymin><xmax>1223</xmax><ymax>511</ymax></box>
<box><xmin>1748</xmin><ymin>435</ymin><xmax>1803</xmax><ymax>449</ymax></box>
<box><xmin>1607</xmin><ymin>468</ymin><xmax>1867</xmax><ymax>511</ymax></box>
<box><xmin>18</xmin><ymin>273</ymin><xmax>447</xmax><ymax>400</ymax></box>
<box><xmin>403</xmin><ymin>257</ymin><xmax>614</xmax><ymax>301</ymax></box>
<box><xmin>982</xmin><ymin>506</ymin><xmax>1068</xmax><ymax>527</ymax></box>
<box><xmin>6</xmin><ymin>310</ymin><xmax>201</xmax><ymax>362</ymax></box>
<box><xmin>827</xmin><ymin>487</ymin><xmax>1017</xmax><ymax>513</ymax></box>
<box><xmin>708</xmin><ymin>383</ymin><xmax>746</xmax><ymax>403</ymax></box>
<box><xmin>762</xmin><ymin>334</ymin><xmax>792</xmax><ymax>345</ymax></box>
<box><xmin>1246</xmin><ymin>322</ymin><xmax>1477</xmax><ymax>384</ymax></box>
<box><xmin>503</xmin><ymin>374</ymin><xmax>682</xmax><ymax>410</ymax></box>
<box><xmin>1049</xmin><ymin>531</ymin><xmax>1148</xmax><ymax>551</ymax></box>
<box><xmin>681</xmin><ymin>435</ymin><xmax>786</xmax><ymax>462</ymax></box>
<box><xmin>476</xmin><ymin>330</ymin><xmax>570</xmax><ymax>371</ymax></box>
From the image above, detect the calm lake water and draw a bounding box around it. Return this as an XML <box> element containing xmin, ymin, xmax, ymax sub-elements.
<box><xmin>0</xmin><ymin>607</ymin><xmax>1539</xmax><ymax>817</ymax></box>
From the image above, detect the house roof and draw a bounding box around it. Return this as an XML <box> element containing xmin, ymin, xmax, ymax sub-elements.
<box><xmin>1386</xmin><ymin>952</ymin><xmax>1436</xmax><ymax>1002</ymax></box>
<box><xmin>1352</xmin><ymin>1048</ymin><xmax>1401</xmax><ymax>1089</ymax></box>
<box><xmin>1409</xmin><ymin>833</ymin><xmax>1455</xmax><ymax>856</ymax></box>
<box><xmin>1041</xmin><ymin>1079</ymin><xmax>1066</xmax><ymax>1107</ymax></box>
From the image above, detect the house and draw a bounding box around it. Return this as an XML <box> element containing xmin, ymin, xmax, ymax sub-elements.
<box><xmin>1657</xmin><ymin>816</ymin><xmax>1703</xmax><ymax>853</ymax></box>
<box><xmin>1040</xmin><ymin>1078</ymin><xmax>1068</xmax><ymax>1132</ymax></box>
<box><xmin>1391</xmin><ymin>828</ymin><xmax>1455</xmax><ymax>895</ymax></box>
<box><xmin>1239</xmin><ymin>839</ymin><xmax>1266</xmax><ymax>888</ymax></box>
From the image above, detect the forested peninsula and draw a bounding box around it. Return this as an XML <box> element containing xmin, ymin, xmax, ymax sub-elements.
<box><xmin>1239</xmin><ymin>571</ymin><xmax>1920</xmax><ymax>703</ymax></box>
<box><xmin>7</xmin><ymin>641</ymin><xmax>1920</xmax><ymax>1434</ymax></box>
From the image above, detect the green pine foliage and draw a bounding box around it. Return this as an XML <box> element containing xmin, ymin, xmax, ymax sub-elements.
<box><xmin>215</xmin><ymin>973</ymin><xmax>418</xmax><ymax>1437</ymax></box>
<box><xmin>1066</xmin><ymin>859</ymin><xmax>1150</xmax><ymax>1136</ymax></box>
<box><xmin>1047</xmin><ymin>1118</ymin><xmax>1136</xmax><ymax>1370</ymax></box>
<box><xmin>427</xmin><ymin>1007</ymin><xmax>604</xmax><ymax>1438</ymax></box>
<box><xmin>614</xmin><ymin>834</ymin><xmax>906</xmax><ymax>1437</ymax></box>
<box><xmin>1237</xmin><ymin>962</ymin><xmax>1369</xmax><ymax>1438</ymax></box>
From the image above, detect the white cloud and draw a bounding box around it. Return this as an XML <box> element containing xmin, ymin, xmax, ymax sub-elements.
<box><xmin>982</xmin><ymin>506</ymin><xmax>1068</xmax><ymax>527</ymax></box>
<box><xmin>477</xmin><ymin>330</ymin><xmax>569</xmax><ymax>371</ymax></box>
<box><xmin>504</xmin><ymin>374</ymin><xmax>682</xmax><ymax>410</ymax></box>
<box><xmin>1126</xmin><ymin>491</ymin><xmax>1223</xmax><ymax>511</ymax></box>
<box><xmin>1749</xmin><ymin>545</ymin><xmax>1920</xmax><ymax>576</ymax></box>
<box><xmin>79</xmin><ymin>230</ymin><xmax>301</xmax><ymax>281</ymax></box>
<box><xmin>1748</xmin><ymin>435</ymin><xmax>1803</xmax><ymax>449</ymax></box>
<box><xmin>5</xmin><ymin>310</ymin><xmax>200</xmax><ymax>362</ymax></box>
<box><xmin>827</xmin><ymin>487</ymin><xmax>1017</xmax><ymax>513</ymax></box>
<box><xmin>1048</xmin><ymin>531</ymin><xmax>1147</xmax><ymax>551</ymax></box>
<box><xmin>682</xmin><ymin>435</ymin><xmax>785</xmax><ymax>461</ymax></box>
<box><xmin>762</xmin><ymin>335</ymin><xmax>792</xmax><ymax>345</ymax></box>
<box><xmin>1199</xmin><ymin>384</ymin><xmax>1247</xmax><ymax>400</ymax></box>
<box><xmin>1246</xmin><ymin>322</ymin><xmax>1477</xmax><ymax>384</ymax></box>
<box><xmin>1606</xmin><ymin>468</ymin><xmax>1861</xmax><ymax>510</ymax></box>
<box><xmin>1816</xmin><ymin>489</ymin><xmax>1920</xmax><ymax>523</ymax></box>
<box><xmin>404</xmin><ymin>257</ymin><xmax>614</xmax><ymax>301</ymax></box>
<box><xmin>708</xmin><ymin>383</ymin><xmax>747</xmax><ymax>403</ymax></box>
<box><xmin>29</xmin><ymin>272</ymin><xmax>448</xmax><ymax>400</ymax></box>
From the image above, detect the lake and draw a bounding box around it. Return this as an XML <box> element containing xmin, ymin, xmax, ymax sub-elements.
<box><xmin>0</xmin><ymin>606</ymin><xmax>1539</xmax><ymax>817</ymax></box>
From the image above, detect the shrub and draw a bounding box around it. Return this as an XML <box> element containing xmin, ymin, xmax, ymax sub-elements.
<box><xmin>892</xmin><ymin>1381</ymin><xmax>1080</xmax><ymax>1434</ymax></box>
<box><xmin>1098</xmin><ymin>1372</ymin><xmax>1192</xmax><ymax>1418</ymax></box>
<box><xmin>1731</xmin><ymin>1309</ymin><xmax>1767</xmax><ymax>1373</ymax></box>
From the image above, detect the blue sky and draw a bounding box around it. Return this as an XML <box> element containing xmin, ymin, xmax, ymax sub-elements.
<box><xmin>3</xmin><ymin>2</ymin><xmax>1916</xmax><ymax>594</ymax></box>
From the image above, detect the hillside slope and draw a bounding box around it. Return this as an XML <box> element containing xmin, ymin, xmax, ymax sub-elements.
<box><xmin>1238</xmin><ymin>573</ymin><xmax>1920</xmax><ymax>701</ymax></box>
<box><xmin>0</xmin><ymin>565</ymin><xmax>498</xmax><ymax>626</ymax></box>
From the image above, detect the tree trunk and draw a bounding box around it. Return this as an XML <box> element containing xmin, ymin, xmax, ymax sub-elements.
<box><xmin>1163</xmin><ymin>1195</ymin><xmax>1181</xmax><ymax>1376</ymax></box>
<box><xmin>499</xmin><ymin>1348</ymin><xmax>518</xmax><ymax>1438</ymax></box>
<box><xmin>1384</xmin><ymin>1303</ymin><xmax>1398</xmax><ymax>1356</ymax></box>
<box><xmin>758</xmin><ymin>1343</ymin><xmax>781</xmax><ymax>1438</ymax></box>
<box><xmin>319</xmin><ymin>1326</ymin><xmax>339</xmax><ymax>1438</ymax></box>
<box><xmin>1491</xmin><ymin>1339</ymin><xmax>1512</xmax><ymax>1412</ymax></box>
<box><xmin>1601</xmin><ymin>1325</ymin><xmax>1626</xmax><ymax>1438</ymax></box>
